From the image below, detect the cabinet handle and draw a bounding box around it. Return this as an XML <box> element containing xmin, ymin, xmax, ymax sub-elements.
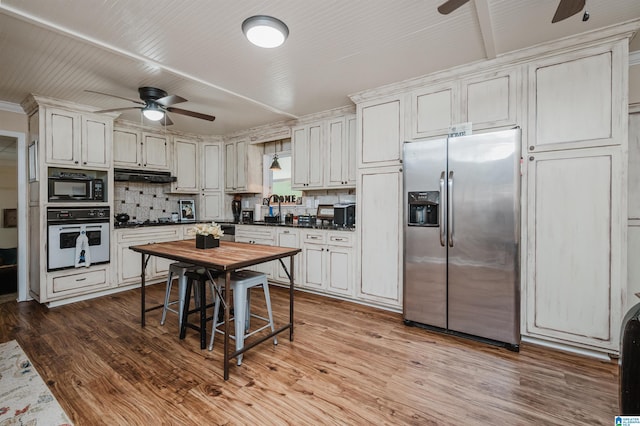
<box><xmin>75</xmin><ymin>277</ymin><xmax>87</xmax><ymax>282</ymax></box>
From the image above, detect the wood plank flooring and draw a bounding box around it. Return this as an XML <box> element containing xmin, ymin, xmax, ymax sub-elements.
<box><xmin>0</xmin><ymin>284</ymin><xmax>620</xmax><ymax>425</ymax></box>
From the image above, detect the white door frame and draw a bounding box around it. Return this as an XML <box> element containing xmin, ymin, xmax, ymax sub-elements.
<box><xmin>0</xmin><ymin>130</ymin><xmax>28</xmax><ymax>302</ymax></box>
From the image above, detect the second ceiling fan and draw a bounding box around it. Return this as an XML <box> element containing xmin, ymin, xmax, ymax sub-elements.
<box><xmin>437</xmin><ymin>0</ymin><xmax>586</xmax><ymax>23</ymax></box>
<box><xmin>88</xmin><ymin>86</ymin><xmax>216</xmax><ymax>126</ymax></box>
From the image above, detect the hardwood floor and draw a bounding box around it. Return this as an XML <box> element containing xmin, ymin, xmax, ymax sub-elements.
<box><xmin>0</xmin><ymin>284</ymin><xmax>620</xmax><ymax>425</ymax></box>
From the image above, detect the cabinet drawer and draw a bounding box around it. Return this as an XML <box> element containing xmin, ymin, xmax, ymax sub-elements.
<box><xmin>236</xmin><ymin>226</ymin><xmax>275</xmax><ymax>241</ymax></box>
<box><xmin>51</xmin><ymin>268</ymin><xmax>108</xmax><ymax>294</ymax></box>
<box><xmin>327</xmin><ymin>232</ymin><xmax>353</xmax><ymax>247</ymax></box>
<box><xmin>116</xmin><ymin>226</ymin><xmax>182</xmax><ymax>243</ymax></box>
<box><xmin>302</xmin><ymin>231</ymin><xmax>326</xmax><ymax>244</ymax></box>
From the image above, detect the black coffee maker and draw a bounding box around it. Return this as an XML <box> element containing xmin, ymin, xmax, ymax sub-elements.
<box><xmin>232</xmin><ymin>195</ymin><xmax>242</xmax><ymax>223</ymax></box>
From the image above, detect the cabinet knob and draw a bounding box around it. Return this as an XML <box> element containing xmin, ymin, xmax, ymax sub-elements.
<box><xmin>529</xmin><ymin>156</ymin><xmax>535</xmax><ymax>161</ymax></box>
<box><xmin>74</xmin><ymin>161</ymin><xmax>79</xmax><ymax>164</ymax></box>
<box><xmin>529</xmin><ymin>146</ymin><xmax>535</xmax><ymax>151</ymax></box>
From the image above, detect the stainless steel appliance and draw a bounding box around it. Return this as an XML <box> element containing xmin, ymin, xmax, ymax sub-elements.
<box><xmin>48</xmin><ymin>172</ymin><xmax>104</xmax><ymax>201</ymax></box>
<box><xmin>403</xmin><ymin>128</ymin><xmax>521</xmax><ymax>349</ymax></box>
<box><xmin>333</xmin><ymin>203</ymin><xmax>355</xmax><ymax>227</ymax></box>
<box><xmin>47</xmin><ymin>207</ymin><xmax>110</xmax><ymax>271</ymax></box>
<box><xmin>241</xmin><ymin>210</ymin><xmax>254</xmax><ymax>223</ymax></box>
<box><xmin>113</xmin><ymin>168</ymin><xmax>177</xmax><ymax>183</ymax></box>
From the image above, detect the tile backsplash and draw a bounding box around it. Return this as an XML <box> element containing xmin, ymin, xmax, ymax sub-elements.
<box><xmin>113</xmin><ymin>182</ymin><xmax>186</xmax><ymax>222</ymax></box>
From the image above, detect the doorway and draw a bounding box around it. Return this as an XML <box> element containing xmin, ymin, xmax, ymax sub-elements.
<box><xmin>0</xmin><ymin>130</ymin><xmax>27</xmax><ymax>302</ymax></box>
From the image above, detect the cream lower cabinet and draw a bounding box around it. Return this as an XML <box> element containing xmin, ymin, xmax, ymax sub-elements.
<box><xmin>274</xmin><ymin>228</ymin><xmax>302</xmax><ymax>286</ymax></box>
<box><xmin>356</xmin><ymin>166</ymin><xmax>403</xmax><ymax>309</ymax></box>
<box><xmin>45</xmin><ymin>265</ymin><xmax>110</xmax><ymax>301</ymax></box>
<box><xmin>301</xmin><ymin>230</ymin><xmax>354</xmax><ymax>297</ymax></box>
<box><xmin>235</xmin><ymin>225</ymin><xmax>275</xmax><ymax>278</ymax></box>
<box><xmin>115</xmin><ymin>226</ymin><xmax>182</xmax><ymax>286</ymax></box>
<box><xmin>525</xmin><ymin>146</ymin><xmax>624</xmax><ymax>352</ymax></box>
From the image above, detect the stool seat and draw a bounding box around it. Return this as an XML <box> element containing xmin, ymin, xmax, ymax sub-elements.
<box><xmin>209</xmin><ymin>270</ymin><xmax>276</xmax><ymax>365</ymax></box>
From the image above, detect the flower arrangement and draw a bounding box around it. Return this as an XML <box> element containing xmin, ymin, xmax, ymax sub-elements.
<box><xmin>193</xmin><ymin>222</ymin><xmax>224</xmax><ymax>239</ymax></box>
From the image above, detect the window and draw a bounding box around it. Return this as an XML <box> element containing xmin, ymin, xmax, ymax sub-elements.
<box><xmin>263</xmin><ymin>152</ymin><xmax>302</xmax><ymax>201</ymax></box>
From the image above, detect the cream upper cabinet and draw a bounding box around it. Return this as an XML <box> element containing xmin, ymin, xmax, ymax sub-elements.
<box><xmin>326</xmin><ymin>115</ymin><xmax>356</xmax><ymax>188</ymax></box>
<box><xmin>292</xmin><ymin>122</ymin><xmax>324</xmax><ymax>189</ymax></box>
<box><xmin>461</xmin><ymin>68</ymin><xmax>518</xmax><ymax>130</ymax></box>
<box><xmin>224</xmin><ymin>139</ymin><xmax>262</xmax><ymax>193</ymax></box>
<box><xmin>45</xmin><ymin>108</ymin><xmax>111</xmax><ymax>169</ymax></box>
<box><xmin>358</xmin><ymin>97</ymin><xmax>403</xmax><ymax>168</ymax></box>
<box><xmin>525</xmin><ymin>147</ymin><xmax>624</xmax><ymax>352</ymax></box>
<box><xmin>113</xmin><ymin>128</ymin><xmax>171</xmax><ymax>171</ymax></box>
<box><xmin>528</xmin><ymin>42</ymin><xmax>624</xmax><ymax>152</ymax></box>
<box><xmin>173</xmin><ymin>138</ymin><xmax>199</xmax><ymax>193</ymax></box>
<box><xmin>199</xmin><ymin>142</ymin><xmax>223</xmax><ymax>221</ymax></box>
<box><xmin>410</xmin><ymin>68</ymin><xmax>518</xmax><ymax>140</ymax></box>
<box><xmin>410</xmin><ymin>82</ymin><xmax>458</xmax><ymax>139</ymax></box>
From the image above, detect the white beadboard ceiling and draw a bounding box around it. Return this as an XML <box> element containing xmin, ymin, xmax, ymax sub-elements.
<box><xmin>1</xmin><ymin>0</ymin><xmax>640</xmax><ymax>136</ymax></box>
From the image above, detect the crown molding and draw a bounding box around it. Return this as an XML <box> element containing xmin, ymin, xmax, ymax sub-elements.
<box><xmin>0</xmin><ymin>101</ymin><xmax>24</xmax><ymax>114</ymax></box>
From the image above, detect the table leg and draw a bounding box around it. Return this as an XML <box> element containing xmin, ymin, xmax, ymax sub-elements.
<box><xmin>140</xmin><ymin>253</ymin><xmax>150</xmax><ymax>327</ymax></box>
<box><xmin>223</xmin><ymin>270</ymin><xmax>231</xmax><ymax>381</ymax></box>
<box><xmin>290</xmin><ymin>254</ymin><xmax>295</xmax><ymax>341</ymax></box>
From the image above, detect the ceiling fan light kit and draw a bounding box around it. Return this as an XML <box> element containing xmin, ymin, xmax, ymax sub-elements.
<box><xmin>242</xmin><ymin>15</ymin><xmax>289</xmax><ymax>48</ymax></box>
<box><xmin>142</xmin><ymin>103</ymin><xmax>164</xmax><ymax>121</ymax></box>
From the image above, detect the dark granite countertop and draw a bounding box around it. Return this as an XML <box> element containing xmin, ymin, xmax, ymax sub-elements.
<box><xmin>114</xmin><ymin>220</ymin><xmax>355</xmax><ymax>232</ymax></box>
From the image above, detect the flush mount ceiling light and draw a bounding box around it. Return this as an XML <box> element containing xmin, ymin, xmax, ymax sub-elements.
<box><xmin>142</xmin><ymin>103</ymin><xmax>164</xmax><ymax>121</ymax></box>
<box><xmin>269</xmin><ymin>153</ymin><xmax>282</xmax><ymax>170</ymax></box>
<box><xmin>242</xmin><ymin>15</ymin><xmax>289</xmax><ymax>48</ymax></box>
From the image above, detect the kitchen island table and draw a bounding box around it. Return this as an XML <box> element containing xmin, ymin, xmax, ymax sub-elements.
<box><xmin>129</xmin><ymin>239</ymin><xmax>300</xmax><ymax>380</ymax></box>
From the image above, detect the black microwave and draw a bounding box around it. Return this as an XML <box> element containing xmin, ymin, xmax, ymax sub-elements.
<box><xmin>334</xmin><ymin>203</ymin><xmax>355</xmax><ymax>227</ymax></box>
<box><xmin>48</xmin><ymin>175</ymin><xmax>104</xmax><ymax>201</ymax></box>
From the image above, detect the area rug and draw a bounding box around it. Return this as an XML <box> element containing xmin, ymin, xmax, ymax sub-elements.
<box><xmin>0</xmin><ymin>340</ymin><xmax>73</xmax><ymax>425</ymax></box>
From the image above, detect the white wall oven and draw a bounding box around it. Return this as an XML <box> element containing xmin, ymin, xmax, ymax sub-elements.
<box><xmin>47</xmin><ymin>207</ymin><xmax>110</xmax><ymax>271</ymax></box>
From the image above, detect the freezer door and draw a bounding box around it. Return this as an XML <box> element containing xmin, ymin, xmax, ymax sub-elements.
<box><xmin>402</xmin><ymin>139</ymin><xmax>447</xmax><ymax>328</ymax></box>
<box><xmin>446</xmin><ymin>128</ymin><xmax>521</xmax><ymax>345</ymax></box>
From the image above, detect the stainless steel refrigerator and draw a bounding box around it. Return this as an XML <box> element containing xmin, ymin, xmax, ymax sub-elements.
<box><xmin>403</xmin><ymin>128</ymin><xmax>521</xmax><ymax>349</ymax></box>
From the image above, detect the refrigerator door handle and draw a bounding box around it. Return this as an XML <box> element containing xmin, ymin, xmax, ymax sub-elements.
<box><xmin>448</xmin><ymin>170</ymin><xmax>454</xmax><ymax>247</ymax></box>
<box><xmin>439</xmin><ymin>171</ymin><xmax>446</xmax><ymax>247</ymax></box>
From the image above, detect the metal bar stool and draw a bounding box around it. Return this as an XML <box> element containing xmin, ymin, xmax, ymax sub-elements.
<box><xmin>161</xmin><ymin>262</ymin><xmax>203</xmax><ymax>328</ymax></box>
<box><xmin>208</xmin><ymin>270</ymin><xmax>277</xmax><ymax>365</ymax></box>
<box><xmin>179</xmin><ymin>269</ymin><xmax>217</xmax><ymax>349</ymax></box>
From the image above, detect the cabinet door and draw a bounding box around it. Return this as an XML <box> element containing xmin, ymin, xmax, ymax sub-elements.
<box><xmin>224</xmin><ymin>142</ymin><xmax>236</xmax><ymax>191</ymax></box>
<box><xmin>142</xmin><ymin>133</ymin><xmax>170</xmax><ymax>170</ymax></box>
<box><xmin>200</xmin><ymin>192</ymin><xmax>222</xmax><ymax>221</ymax></box>
<box><xmin>292</xmin><ymin>126</ymin><xmax>309</xmax><ymax>188</ymax></box>
<box><xmin>411</xmin><ymin>83</ymin><xmax>457</xmax><ymax>139</ymax></box>
<box><xmin>46</xmin><ymin>108</ymin><xmax>81</xmax><ymax>165</ymax></box>
<box><xmin>346</xmin><ymin>115</ymin><xmax>357</xmax><ymax>185</ymax></box>
<box><xmin>461</xmin><ymin>69</ymin><xmax>517</xmax><ymax>131</ymax></box>
<box><xmin>201</xmin><ymin>142</ymin><xmax>222</xmax><ymax>191</ymax></box>
<box><xmin>174</xmin><ymin>138</ymin><xmax>199</xmax><ymax>192</ymax></box>
<box><xmin>357</xmin><ymin>167</ymin><xmax>402</xmax><ymax>307</ymax></box>
<box><xmin>528</xmin><ymin>43</ymin><xmax>624</xmax><ymax>152</ymax></box>
<box><xmin>113</xmin><ymin>128</ymin><xmax>142</xmax><ymax>167</ymax></box>
<box><xmin>117</xmin><ymin>242</ymin><xmax>151</xmax><ymax>284</ymax></box>
<box><xmin>327</xmin><ymin>117</ymin><xmax>346</xmax><ymax>187</ymax></box>
<box><xmin>359</xmin><ymin>99</ymin><xmax>403</xmax><ymax>167</ymax></box>
<box><xmin>235</xmin><ymin>140</ymin><xmax>248</xmax><ymax>191</ymax></box>
<box><xmin>275</xmin><ymin>229</ymin><xmax>300</xmax><ymax>285</ymax></box>
<box><xmin>526</xmin><ymin>147</ymin><xmax>623</xmax><ymax>351</ymax></box>
<box><xmin>303</xmin><ymin>244</ymin><xmax>325</xmax><ymax>290</ymax></box>
<box><xmin>307</xmin><ymin>123</ymin><xmax>324</xmax><ymax>188</ymax></box>
<box><xmin>82</xmin><ymin>117</ymin><xmax>110</xmax><ymax>168</ymax></box>
<box><xmin>326</xmin><ymin>246</ymin><xmax>352</xmax><ymax>296</ymax></box>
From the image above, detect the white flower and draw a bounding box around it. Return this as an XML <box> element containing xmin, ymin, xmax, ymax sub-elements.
<box><xmin>193</xmin><ymin>222</ymin><xmax>224</xmax><ymax>238</ymax></box>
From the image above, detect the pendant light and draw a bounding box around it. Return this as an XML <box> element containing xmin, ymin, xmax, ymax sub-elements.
<box><xmin>269</xmin><ymin>153</ymin><xmax>281</xmax><ymax>170</ymax></box>
<box><xmin>242</xmin><ymin>15</ymin><xmax>289</xmax><ymax>48</ymax></box>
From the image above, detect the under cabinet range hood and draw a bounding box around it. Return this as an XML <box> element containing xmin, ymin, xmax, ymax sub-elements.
<box><xmin>113</xmin><ymin>168</ymin><xmax>177</xmax><ymax>183</ymax></box>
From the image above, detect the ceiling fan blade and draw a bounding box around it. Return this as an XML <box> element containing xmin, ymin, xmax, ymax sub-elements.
<box><xmin>85</xmin><ymin>89</ymin><xmax>145</xmax><ymax>105</ymax></box>
<box><xmin>93</xmin><ymin>106</ymin><xmax>143</xmax><ymax>113</ymax></box>
<box><xmin>437</xmin><ymin>0</ymin><xmax>470</xmax><ymax>15</ymax></box>
<box><xmin>159</xmin><ymin>115</ymin><xmax>173</xmax><ymax>126</ymax></box>
<box><xmin>155</xmin><ymin>94</ymin><xmax>188</xmax><ymax>107</ymax></box>
<box><xmin>552</xmin><ymin>0</ymin><xmax>585</xmax><ymax>23</ymax></box>
<box><xmin>167</xmin><ymin>107</ymin><xmax>216</xmax><ymax>122</ymax></box>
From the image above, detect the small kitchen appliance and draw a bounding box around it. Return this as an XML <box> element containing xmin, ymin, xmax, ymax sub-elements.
<box><xmin>232</xmin><ymin>195</ymin><xmax>242</xmax><ymax>223</ymax></box>
<box><xmin>241</xmin><ymin>210</ymin><xmax>254</xmax><ymax>223</ymax></box>
<box><xmin>48</xmin><ymin>172</ymin><xmax>104</xmax><ymax>202</ymax></box>
<box><xmin>333</xmin><ymin>203</ymin><xmax>355</xmax><ymax>227</ymax></box>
